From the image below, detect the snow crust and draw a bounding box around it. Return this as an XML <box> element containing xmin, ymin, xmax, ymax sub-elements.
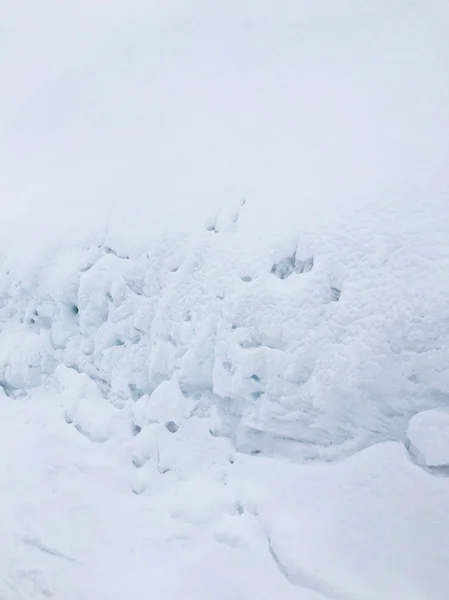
<box><xmin>1</xmin><ymin>0</ymin><xmax>449</xmax><ymax>597</ymax></box>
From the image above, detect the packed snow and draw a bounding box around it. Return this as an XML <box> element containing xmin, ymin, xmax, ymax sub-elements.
<box><xmin>1</xmin><ymin>0</ymin><xmax>449</xmax><ymax>598</ymax></box>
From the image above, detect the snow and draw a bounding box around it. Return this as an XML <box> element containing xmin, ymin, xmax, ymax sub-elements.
<box><xmin>1</xmin><ymin>206</ymin><xmax>448</xmax><ymax>460</ymax></box>
<box><xmin>407</xmin><ymin>410</ymin><xmax>449</xmax><ymax>469</ymax></box>
<box><xmin>1</xmin><ymin>0</ymin><xmax>449</xmax><ymax>597</ymax></box>
<box><xmin>1</xmin><ymin>392</ymin><xmax>449</xmax><ymax>600</ymax></box>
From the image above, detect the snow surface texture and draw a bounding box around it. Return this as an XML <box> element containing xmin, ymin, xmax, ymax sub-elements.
<box><xmin>1</xmin><ymin>201</ymin><xmax>449</xmax><ymax>461</ymax></box>
<box><xmin>1</xmin><ymin>0</ymin><xmax>449</xmax><ymax>598</ymax></box>
<box><xmin>1</xmin><ymin>391</ymin><xmax>449</xmax><ymax>600</ymax></box>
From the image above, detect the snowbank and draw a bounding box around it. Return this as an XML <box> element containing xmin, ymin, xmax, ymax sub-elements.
<box><xmin>0</xmin><ymin>194</ymin><xmax>448</xmax><ymax>460</ymax></box>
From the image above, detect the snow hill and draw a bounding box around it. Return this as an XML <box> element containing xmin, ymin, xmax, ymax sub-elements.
<box><xmin>0</xmin><ymin>1</ymin><xmax>449</xmax><ymax>598</ymax></box>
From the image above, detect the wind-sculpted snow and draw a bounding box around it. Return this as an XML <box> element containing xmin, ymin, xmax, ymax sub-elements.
<box><xmin>1</xmin><ymin>194</ymin><xmax>448</xmax><ymax>462</ymax></box>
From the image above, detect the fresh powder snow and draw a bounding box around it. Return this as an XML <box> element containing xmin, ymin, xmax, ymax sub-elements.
<box><xmin>0</xmin><ymin>0</ymin><xmax>449</xmax><ymax>598</ymax></box>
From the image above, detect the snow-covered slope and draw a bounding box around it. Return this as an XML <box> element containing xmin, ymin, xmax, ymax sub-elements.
<box><xmin>1</xmin><ymin>1</ymin><xmax>449</xmax><ymax>598</ymax></box>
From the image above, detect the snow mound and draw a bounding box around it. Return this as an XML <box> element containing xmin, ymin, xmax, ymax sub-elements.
<box><xmin>407</xmin><ymin>410</ymin><xmax>449</xmax><ymax>469</ymax></box>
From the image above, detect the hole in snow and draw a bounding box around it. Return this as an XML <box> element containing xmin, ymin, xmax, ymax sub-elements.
<box><xmin>165</xmin><ymin>421</ymin><xmax>179</xmax><ymax>433</ymax></box>
<box><xmin>330</xmin><ymin>287</ymin><xmax>341</xmax><ymax>302</ymax></box>
<box><xmin>271</xmin><ymin>254</ymin><xmax>295</xmax><ymax>279</ymax></box>
<box><xmin>295</xmin><ymin>256</ymin><xmax>314</xmax><ymax>274</ymax></box>
<box><xmin>250</xmin><ymin>374</ymin><xmax>261</xmax><ymax>382</ymax></box>
<box><xmin>132</xmin><ymin>423</ymin><xmax>142</xmax><ymax>436</ymax></box>
<box><xmin>71</xmin><ymin>304</ymin><xmax>79</xmax><ymax>315</ymax></box>
<box><xmin>241</xmin><ymin>275</ymin><xmax>252</xmax><ymax>283</ymax></box>
<box><xmin>272</xmin><ymin>253</ymin><xmax>314</xmax><ymax>279</ymax></box>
